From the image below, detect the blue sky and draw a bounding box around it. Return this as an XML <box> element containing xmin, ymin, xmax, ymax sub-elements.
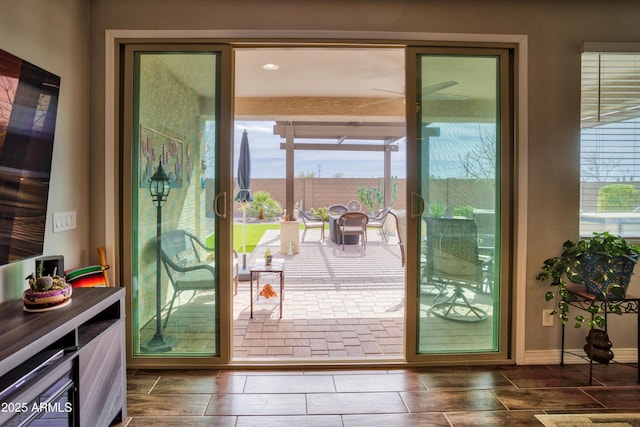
<box><xmin>231</xmin><ymin>120</ymin><xmax>496</xmax><ymax>179</ymax></box>
<box><xmin>232</xmin><ymin>121</ymin><xmax>406</xmax><ymax>179</ymax></box>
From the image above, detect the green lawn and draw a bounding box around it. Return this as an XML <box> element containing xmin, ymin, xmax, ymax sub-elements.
<box><xmin>206</xmin><ymin>222</ymin><xmax>330</xmax><ymax>253</ymax></box>
<box><xmin>233</xmin><ymin>223</ymin><xmax>281</xmax><ymax>253</ymax></box>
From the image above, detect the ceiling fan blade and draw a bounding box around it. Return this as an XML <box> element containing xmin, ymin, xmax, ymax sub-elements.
<box><xmin>422</xmin><ymin>80</ymin><xmax>458</xmax><ymax>94</ymax></box>
<box><xmin>424</xmin><ymin>93</ymin><xmax>468</xmax><ymax>101</ymax></box>
<box><xmin>358</xmin><ymin>97</ymin><xmax>400</xmax><ymax>108</ymax></box>
<box><xmin>371</xmin><ymin>88</ymin><xmax>404</xmax><ymax>96</ymax></box>
<box><xmin>361</xmin><ymin>80</ymin><xmax>464</xmax><ymax>107</ymax></box>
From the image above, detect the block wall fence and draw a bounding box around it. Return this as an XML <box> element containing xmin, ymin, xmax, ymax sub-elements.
<box><xmin>231</xmin><ymin>177</ymin><xmax>503</xmax><ymax>218</ymax></box>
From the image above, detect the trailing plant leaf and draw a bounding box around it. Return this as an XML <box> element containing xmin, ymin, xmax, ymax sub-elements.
<box><xmin>593</xmin><ymin>316</ymin><xmax>607</xmax><ymax>328</ymax></box>
<box><xmin>536</xmin><ymin>232</ymin><xmax>639</xmax><ymax>328</ymax></box>
<box><xmin>587</xmin><ymin>305</ymin><xmax>600</xmax><ymax>314</ymax></box>
<box><xmin>609</xmin><ymin>304</ymin><xmax>622</xmax><ymax>315</ymax></box>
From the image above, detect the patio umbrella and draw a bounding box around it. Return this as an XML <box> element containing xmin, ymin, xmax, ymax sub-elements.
<box><xmin>234</xmin><ymin>130</ymin><xmax>253</xmax><ymax>277</ymax></box>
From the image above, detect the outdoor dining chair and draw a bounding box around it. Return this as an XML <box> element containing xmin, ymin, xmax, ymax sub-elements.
<box><xmin>346</xmin><ymin>199</ymin><xmax>363</xmax><ymax>212</ymax></box>
<box><xmin>159</xmin><ymin>229</ymin><xmax>238</xmax><ymax>328</ymax></box>
<box><xmin>297</xmin><ymin>208</ymin><xmax>325</xmax><ymax>242</ymax></box>
<box><xmin>367</xmin><ymin>207</ymin><xmax>392</xmax><ymax>242</ymax></box>
<box><xmin>388</xmin><ymin>210</ymin><xmax>405</xmax><ymax>267</ymax></box>
<box><xmin>337</xmin><ymin>211</ymin><xmax>369</xmax><ymax>250</ymax></box>
<box><xmin>328</xmin><ymin>204</ymin><xmax>349</xmax><ymax>215</ymax></box>
<box><xmin>424</xmin><ymin>217</ymin><xmax>492</xmax><ymax>322</ymax></box>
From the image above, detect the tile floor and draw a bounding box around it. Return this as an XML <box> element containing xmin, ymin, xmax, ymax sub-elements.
<box><xmin>118</xmin><ymin>362</ymin><xmax>640</xmax><ymax>426</ymax></box>
<box><xmin>126</xmin><ymin>228</ymin><xmax>640</xmax><ymax>426</ymax></box>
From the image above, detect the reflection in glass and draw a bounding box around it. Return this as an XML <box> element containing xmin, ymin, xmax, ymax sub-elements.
<box><xmin>132</xmin><ymin>52</ymin><xmax>219</xmax><ymax>357</ymax></box>
<box><xmin>417</xmin><ymin>55</ymin><xmax>500</xmax><ymax>354</ymax></box>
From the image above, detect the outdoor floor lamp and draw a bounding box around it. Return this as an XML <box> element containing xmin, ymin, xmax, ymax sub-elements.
<box><xmin>141</xmin><ymin>161</ymin><xmax>177</xmax><ymax>353</ymax></box>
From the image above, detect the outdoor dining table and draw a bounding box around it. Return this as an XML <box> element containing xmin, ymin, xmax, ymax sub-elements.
<box><xmin>327</xmin><ymin>214</ymin><xmax>359</xmax><ymax>245</ymax></box>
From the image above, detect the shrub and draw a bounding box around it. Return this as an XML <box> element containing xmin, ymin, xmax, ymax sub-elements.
<box><xmin>247</xmin><ymin>191</ymin><xmax>282</xmax><ymax>219</ymax></box>
<box><xmin>357</xmin><ymin>177</ymin><xmax>398</xmax><ymax>213</ymax></box>
<box><xmin>597</xmin><ymin>184</ymin><xmax>640</xmax><ymax>213</ymax></box>
<box><xmin>453</xmin><ymin>205</ymin><xmax>474</xmax><ymax>218</ymax></box>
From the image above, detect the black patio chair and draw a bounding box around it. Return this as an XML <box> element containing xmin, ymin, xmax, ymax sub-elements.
<box><xmin>424</xmin><ymin>217</ymin><xmax>492</xmax><ymax>322</ymax></box>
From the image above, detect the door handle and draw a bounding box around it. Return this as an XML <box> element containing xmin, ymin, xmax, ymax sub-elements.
<box><xmin>410</xmin><ymin>192</ymin><xmax>425</xmax><ymax>219</ymax></box>
<box><xmin>213</xmin><ymin>192</ymin><xmax>227</xmax><ymax>219</ymax></box>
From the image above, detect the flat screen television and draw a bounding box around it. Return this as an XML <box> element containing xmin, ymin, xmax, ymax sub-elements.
<box><xmin>0</xmin><ymin>48</ymin><xmax>60</xmax><ymax>266</ymax></box>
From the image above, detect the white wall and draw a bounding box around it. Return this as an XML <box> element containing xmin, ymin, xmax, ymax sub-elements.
<box><xmin>0</xmin><ymin>0</ymin><xmax>90</xmax><ymax>301</ymax></box>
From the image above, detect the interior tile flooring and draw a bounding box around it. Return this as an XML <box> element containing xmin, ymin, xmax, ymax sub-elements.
<box><xmin>118</xmin><ymin>363</ymin><xmax>640</xmax><ymax>426</ymax></box>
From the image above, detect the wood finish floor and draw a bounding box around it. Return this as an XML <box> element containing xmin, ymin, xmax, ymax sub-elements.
<box><xmin>116</xmin><ymin>362</ymin><xmax>640</xmax><ymax>426</ymax></box>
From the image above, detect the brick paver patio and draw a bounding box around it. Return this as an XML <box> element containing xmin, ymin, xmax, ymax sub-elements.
<box><xmin>233</xmin><ymin>227</ymin><xmax>406</xmax><ymax>360</ymax></box>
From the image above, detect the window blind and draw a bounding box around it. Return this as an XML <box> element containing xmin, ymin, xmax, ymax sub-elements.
<box><xmin>580</xmin><ymin>52</ymin><xmax>640</xmax><ymax>237</ymax></box>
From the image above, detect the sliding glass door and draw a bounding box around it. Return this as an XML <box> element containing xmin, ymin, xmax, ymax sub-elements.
<box><xmin>120</xmin><ymin>42</ymin><xmax>513</xmax><ymax>366</ymax></box>
<box><xmin>123</xmin><ymin>45</ymin><xmax>234</xmax><ymax>364</ymax></box>
<box><xmin>406</xmin><ymin>48</ymin><xmax>512</xmax><ymax>361</ymax></box>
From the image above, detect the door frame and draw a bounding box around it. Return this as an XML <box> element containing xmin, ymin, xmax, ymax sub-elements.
<box><xmin>405</xmin><ymin>46</ymin><xmax>515</xmax><ymax>363</ymax></box>
<box><xmin>107</xmin><ymin>30</ymin><xmax>529</xmax><ymax>368</ymax></box>
<box><xmin>121</xmin><ymin>44</ymin><xmax>234</xmax><ymax>367</ymax></box>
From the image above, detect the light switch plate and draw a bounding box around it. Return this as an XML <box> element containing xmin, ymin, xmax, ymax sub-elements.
<box><xmin>53</xmin><ymin>210</ymin><xmax>76</xmax><ymax>232</ymax></box>
<box><xmin>542</xmin><ymin>309</ymin><xmax>554</xmax><ymax>327</ymax></box>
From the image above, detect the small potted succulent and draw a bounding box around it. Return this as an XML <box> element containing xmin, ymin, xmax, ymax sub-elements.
<box><xmin>536</xmin><ymin>232</ymin><xmax>640</xmax><ymax>328</ymax></box>
<box><xmin>264</xmin><ymin>248</ymin><xmax>273</xmax><ymax>265</ymax></box>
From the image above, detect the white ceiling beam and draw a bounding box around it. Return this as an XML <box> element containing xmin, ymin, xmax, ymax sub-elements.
<box><xmin>278</xmin><ymin>143</ymin><xmax>399</xmax><ymax>152</ymax></box>
<box><xmin>273</xmin><ymin>122</ymin><xmax>405</xmax><ymax>140</ymax></box>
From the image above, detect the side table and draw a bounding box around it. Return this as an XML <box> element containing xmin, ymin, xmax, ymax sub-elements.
<box><xmin>561</xmin><ymin>286</ymin><xmax>640</xmax><ymax>384</ymax></box>
<box><xmin>250</xmin><ymin>259</ymin><xmax>285</xmax><ymax>318</ymax></box>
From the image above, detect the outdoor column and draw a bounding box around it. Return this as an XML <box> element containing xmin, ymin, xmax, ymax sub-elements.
<box><xmin>285</xmin><ymin>123</ymin><xmax>295</xmax><ymax>217</ymax></box>
<box><xmin>384</xmin><ymin>144</ymin><xmax>391</xmax><ymax>208</ymax></box>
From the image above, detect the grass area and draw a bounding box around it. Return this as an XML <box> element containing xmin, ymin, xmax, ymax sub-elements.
<box><xmin>206</xmin><ymin>223</ymin><xmax>280</xmax><ymax>252</ymax></box>
<box><xmin>233</xmin><ymin>223</ymin><xmax>281</xmax><ymax>253</ymax></box>
<box><xmin>207</xmin><ymin>222</ymin><xmax>330</xmax><ymax>253</ymax></box>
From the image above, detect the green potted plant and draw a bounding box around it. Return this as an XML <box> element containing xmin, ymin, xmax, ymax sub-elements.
<box><xmin>536</xmin><ymin>232</ymin><xmax>640</xmax><ymax>328</ymax></box>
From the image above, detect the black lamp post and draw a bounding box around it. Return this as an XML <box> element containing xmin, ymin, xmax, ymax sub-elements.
<box><xmin>141</xmin><ymin>161</ymin><xmax>177</xmax><ymax>353</ymax></box>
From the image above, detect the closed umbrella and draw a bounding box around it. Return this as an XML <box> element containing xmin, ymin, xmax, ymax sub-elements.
<box><xmin>234</xmin><ymin>130</ymin><xmax>253</xmax><ymax>278</ymax></box>
<box><xmin>234</xmin><ymin>129</ymin><xmax>253</xmax><ymax>205</ymax></box>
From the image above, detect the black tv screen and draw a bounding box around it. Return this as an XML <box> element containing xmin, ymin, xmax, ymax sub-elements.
<box><xmin>0</xmin><ymin>49</ymin><xmax>60</xmax><ymax>266</ymax></box>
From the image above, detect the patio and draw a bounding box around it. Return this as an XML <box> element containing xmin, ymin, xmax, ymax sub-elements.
<box><xmin>140</xmin><ymin>225</ymin><xmax>495</xmax><ymax>360</ymax></box>
<box><xmin>234</xmin><ymin>227</ymin><xmax>405</xmax><ymax>360</ymax></box>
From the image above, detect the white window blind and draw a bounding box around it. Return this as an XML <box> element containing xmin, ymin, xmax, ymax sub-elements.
<box><xmin>580</xmin><ymin>52</ymin><xmax>640</xmax><ymax>237</ymax></box>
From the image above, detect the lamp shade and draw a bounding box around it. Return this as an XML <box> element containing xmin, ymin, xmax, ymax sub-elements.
<box><xmin>149</xmin><ymin>161</ymin><xmax>171</xmax><ymax>205</ymax></box>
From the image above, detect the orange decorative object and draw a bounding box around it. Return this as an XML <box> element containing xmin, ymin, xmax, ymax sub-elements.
<box><xmin>259</xmin><ymin>283</ymin><xmax>278</xmax><ymax>299</ymax></box>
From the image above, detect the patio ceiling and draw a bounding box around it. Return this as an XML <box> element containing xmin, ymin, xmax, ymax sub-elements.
<box><xmin>159</xmin><ymin>47</ymin><xmax>497</xmax><ymax>122</ymax></box>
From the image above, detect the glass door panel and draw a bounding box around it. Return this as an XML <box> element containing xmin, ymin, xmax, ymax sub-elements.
<box><xmin>412</xmin><ymin>50</ymin><xmax>510</xmax><ymax>357</ymax></box>
<box><xmin>128</xmin><ymin>49</ymin><xmax>225</xmax><ymax>358</ymax></box>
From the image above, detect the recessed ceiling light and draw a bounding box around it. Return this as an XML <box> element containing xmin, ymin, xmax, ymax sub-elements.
<box><xmin>262</xmin><ymin>63</ymin><xmax>279</xmax><ymax>70</ymax></box>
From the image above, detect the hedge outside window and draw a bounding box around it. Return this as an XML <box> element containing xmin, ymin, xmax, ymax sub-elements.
<box><xmin>580</xmin><ymin>50</ymin><xmax>640</xmax><ymax>238</ymax></box>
